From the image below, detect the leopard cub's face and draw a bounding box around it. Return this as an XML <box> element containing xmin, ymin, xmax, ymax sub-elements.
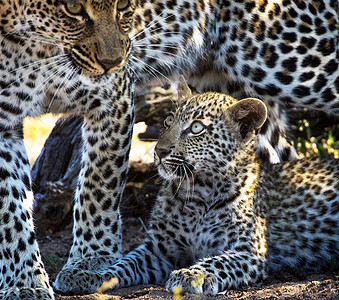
<box><xmin>2</xmin><ymin>0</ymin><xmax>136</xmax><ymax>81</ymax></box>
<box><xmin>154</xmin><ymin>93</ymin><xmax>237</xmax><ymax>180</ymax></box>
<box><xmin>154</xmin><ymin>85</ymin><xmax>267</xmax><ymax>181</ymax></box>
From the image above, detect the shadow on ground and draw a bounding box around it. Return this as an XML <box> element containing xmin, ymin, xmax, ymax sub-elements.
<box><xmin>38</xmin><ymin>218</ymin><xmax>339</xmax><ymax>300</ymax></box>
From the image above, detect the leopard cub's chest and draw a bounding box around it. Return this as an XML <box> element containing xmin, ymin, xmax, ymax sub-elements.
<box><xmin>152</xmin><ymin>200</ymin><xmax>236</xmax><ymax>268</ymax></box>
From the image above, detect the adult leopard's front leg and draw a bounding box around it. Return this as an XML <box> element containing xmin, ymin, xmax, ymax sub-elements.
<box><xmin>54</xmin><ymin>70</ymin><xmax>135</xmax><ymax>295</ymax></box>
<box><xmin>0</xmin><ymin>130</ymin><xmax>54</xmax><ymax>300</ymax></box>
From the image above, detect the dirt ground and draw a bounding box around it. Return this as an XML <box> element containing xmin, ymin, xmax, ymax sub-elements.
<box><xmin>37</xmin><ymin>218</ymin><xmax>339</xmax><ymax>300</ymax></box>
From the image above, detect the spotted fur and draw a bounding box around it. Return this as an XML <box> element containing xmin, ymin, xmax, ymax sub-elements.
<box><xmin>69</xmin><ymin>89</ymin><xmax>339</xmax><ymax>295</ymax></box>
<box><xmin>0</xmin><ymin>0</ymin><xmax>338</xmax><ymax>298</ymax></box>
<box><xmin>0</xmin><ymin>1</ymin><xmax>134</xmax><ymax>299</ymax></box>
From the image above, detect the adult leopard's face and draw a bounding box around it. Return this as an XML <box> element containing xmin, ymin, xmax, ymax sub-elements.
<box><xmin>2</xmin><ymin>0</ymin><xmax>135</xmax><ymax>78</ymax></box>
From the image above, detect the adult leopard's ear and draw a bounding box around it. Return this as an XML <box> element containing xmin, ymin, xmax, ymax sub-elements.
<box><xmin>226</xmin><ymin>98</ymin><xmax>267</xmax><ymax>140</ymax></box>
<box><xmin>177</xmin><ymin>75</ymin><xmax>192</xmax><ymax>103</ymax></box>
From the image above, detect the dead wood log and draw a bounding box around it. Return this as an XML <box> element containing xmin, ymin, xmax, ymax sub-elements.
<box><xmin>32</xmin><ymin>85</ymin><xmax>174</xmax><ymax>236</ymax></box>
<box><xmin>32</xmin><ymin>117</ymin><xmax>160</xmax><ymax>236</ymax></box>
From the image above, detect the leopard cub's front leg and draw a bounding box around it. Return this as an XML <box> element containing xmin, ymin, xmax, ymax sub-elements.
<box><xmin>166</xmin><ymin>252</ymin><xmax>266</xmax><ymax>295</ymax></box>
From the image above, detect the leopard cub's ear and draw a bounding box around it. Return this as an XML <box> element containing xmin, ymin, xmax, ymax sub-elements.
<box><xmin>177</xmin><ymin>75</ymin><xmax>193</xmax><ymax>103</ymax></box>
<box><xmin>226</xmin><ymin>98</ymin><xmax>267</xmax><ymax>140</ymax></box>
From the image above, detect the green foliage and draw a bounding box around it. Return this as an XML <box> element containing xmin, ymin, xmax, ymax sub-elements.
<box><xmin>292</xmin><ymin>120</ymin><xmax>339</xmax><ymax>159</ymax></box>
<box><xmin>42</xmin><ymin>253</ymin><xmax>64</xmax><ymax>273</ymax></box>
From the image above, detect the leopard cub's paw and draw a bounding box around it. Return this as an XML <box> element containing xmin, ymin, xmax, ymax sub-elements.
<box><xmin>166</xmin><ymin>268</ymin><xmax>217</xmax><ymax>295</ymax></box>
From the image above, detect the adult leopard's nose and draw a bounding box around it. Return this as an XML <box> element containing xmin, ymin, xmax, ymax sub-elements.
<box><xmin>97</xmin><ymin>56</ymin><xmax>123</xmax><ymax>72</ymax></box>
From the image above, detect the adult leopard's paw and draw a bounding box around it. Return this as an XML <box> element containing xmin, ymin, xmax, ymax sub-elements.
<box><xmin>0</xmin><ymin>287</ymin><xmax>54</xmax><ymax>300</ymax></box>
<box><xmin>166</xmin><ymin>268</ymin><xmax>218</xmax><ymax>295</ymax></box>
<box><xmin>62</xmin><ymin>255</ymin><xmax>118</xmax><ymax>272</ymax></box>
<box><xmin>53</xmin><ymin>255</ymin><xmax>119</xmax><ymax>295</ymax></box>
<box><xmin>54</xmin><ymin>267</ymin><xmax>103</xmax><ymax>295</ymax></box>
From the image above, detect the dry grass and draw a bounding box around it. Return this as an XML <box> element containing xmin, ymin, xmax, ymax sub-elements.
<box><xmin>130</xmin><ymin>122</ymin><xmax>156</xmax><ymax>163</ymax></box>
<box><xmin>23</xmin><ymin>114</ymin><xmax>60</xmax><ymax>166</ymax></box>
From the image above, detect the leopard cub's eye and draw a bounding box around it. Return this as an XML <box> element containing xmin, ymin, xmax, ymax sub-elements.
<box><xmin>190</xmin><ymin>121</ymin><xmax>205</xmax><ymax>134</ymax></box>
<box><xmin>117</xmin><ymin>0</ymin><xmax>130</xmax><ymax>10</ymax></box>
<box><xmin>65</xmin><ymin>3</ymin><xmax>84</xmax><ymax>15</ymax></box>
<box><xmin>164</xmin><ymin>114</ymin><xmax>175</xmax><ymax>128</ymax></box>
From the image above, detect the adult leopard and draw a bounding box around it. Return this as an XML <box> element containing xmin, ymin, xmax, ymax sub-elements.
<box><xmin>0</xmin><ymin>0</ymin><xmax>338</xmax><ymax>299</ymax></box>
<box><xmin>0</xmin><ymin>1</ymin><xmax>135</xmax><ymax>299</ymax></box>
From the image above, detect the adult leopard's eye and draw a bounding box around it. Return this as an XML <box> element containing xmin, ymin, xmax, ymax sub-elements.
<box><xmin>65</xmin><ymin>3</ymin><xmax>84</xmax><ymax>15</ymax></box>
<box><xmin>190</xmin><ymin>121</ymin><xmax>205</xmax><ymax>134</ymax></box>
<box><xmin>164</xmin><ymin>114</ymin><xmax>174</xmax><ymax>128</ymax></box>
<box><xmin>117</xmin><ymin>0</ymin><xmax>130</xmax><ymax>10</ymax></box>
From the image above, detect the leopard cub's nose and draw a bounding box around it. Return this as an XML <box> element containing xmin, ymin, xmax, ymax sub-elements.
<box><xmin>155</xmin><ymin>146</ymin><xmax>170</xmax><ymax>160</ymax></box>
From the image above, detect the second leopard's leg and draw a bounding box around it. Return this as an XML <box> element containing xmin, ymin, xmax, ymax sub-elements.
<box><xmin>54</xmin><ymin>70</ymin><xmax>135</xmax><ymax>295</ymax></box>
<box><xmin>99</xmin><ymin>243</ymin><xmax>173</xmax><ymax>292</ymax></box>
<box><xmin>0</xmin><ymin>129</ymin><xmax>54</xmax><ymax>300</ymax></box>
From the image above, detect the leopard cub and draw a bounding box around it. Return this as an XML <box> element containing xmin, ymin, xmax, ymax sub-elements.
<box><xmin>90</xmin><ymin>78</ymin><xmax>339</xmax><ymax>295</ymax></box>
